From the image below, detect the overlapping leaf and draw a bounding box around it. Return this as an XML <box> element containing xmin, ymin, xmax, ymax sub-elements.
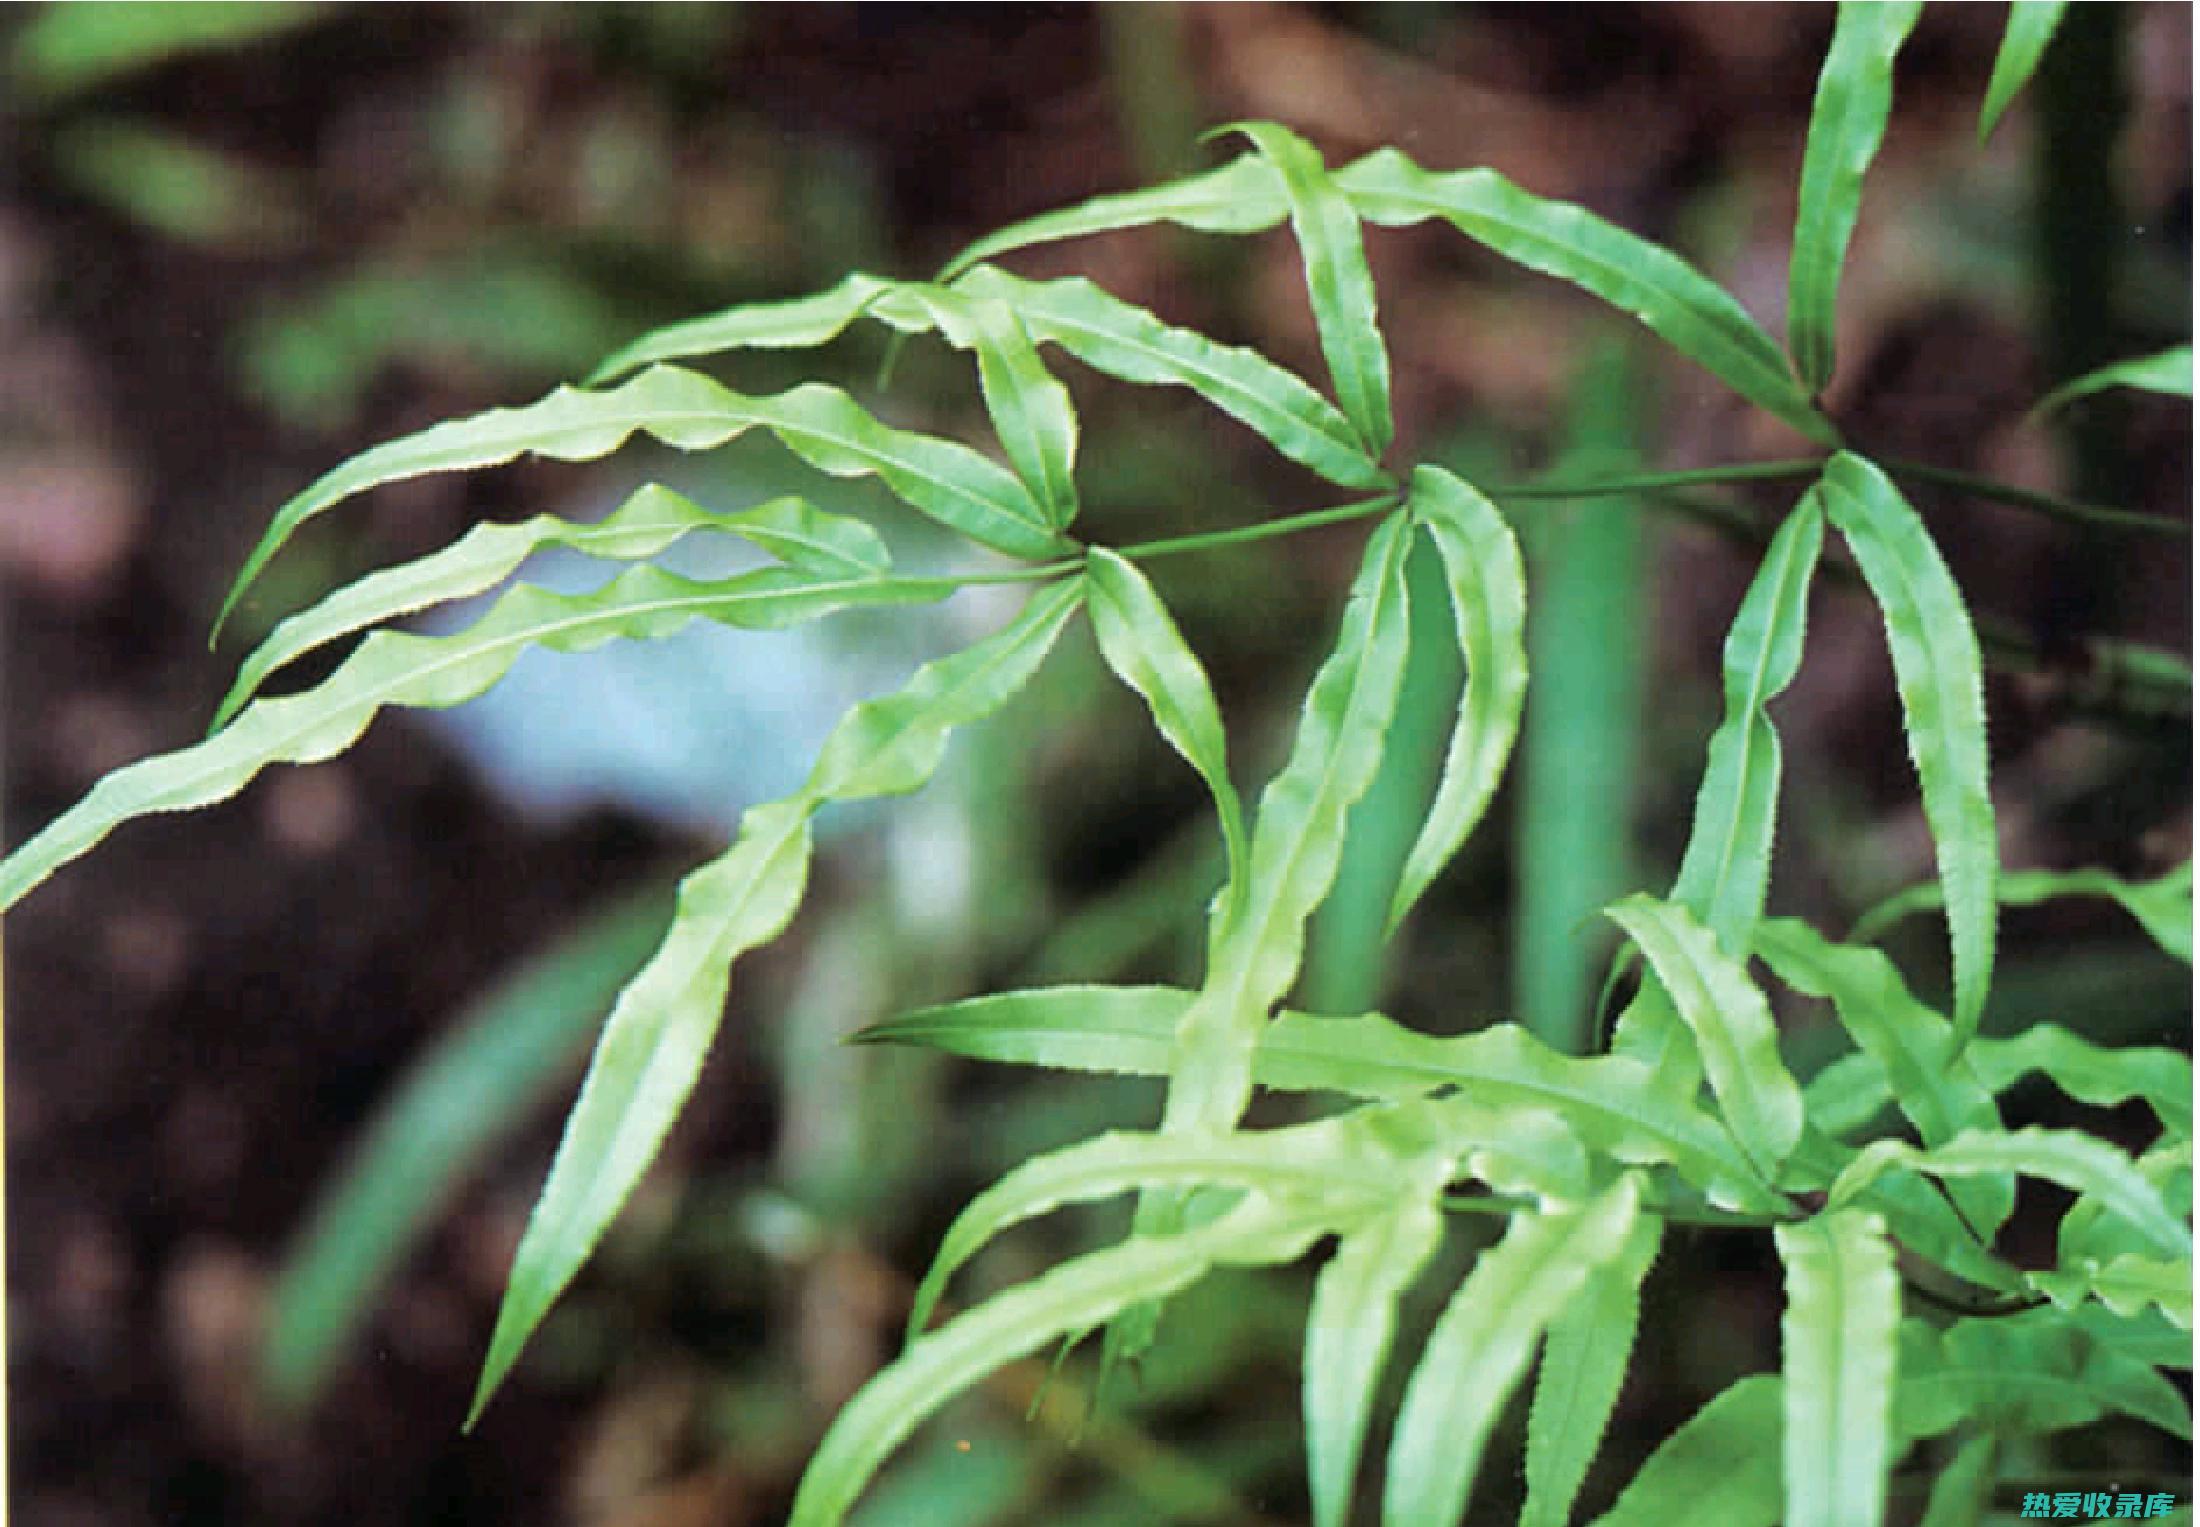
<box><xmin>1776</xmin><ymin>1209</ymin><xmax>1900</xmax><ymax>1527</ymax></box>
<box><xmin>859</xmin><ymin>990</ymin><xmax>1776</xmax><ymax>1212</ymax></box>
<box><xmin>1609</xmin><ymin>895</ymin><xmax>1803</xmax><ymax>1181</ymax></box>
<box><xmin>1</xmin><ymin>562</ymin><xmax>953</xmax><ymax>913</ymax></box>
<box><xmin>1521</xmin><ymin>1210</ymin><xmax>1663</xmax><ymax>1527</ymax></box>
<box><xmin>1383</xmin><ymin>1177</ymin><xmax>1641</xmax><ymax>1527</ymax></box>
<box><xmin>1821</xmin><ymin>452</ymin><xmax>1997</xmax><ymax>1050</ymax></box>
<box><xmin>1159</xmin><ymin>511</ymin><xmax>1414</xmax><ymax>1138</ymax></box>
<box><xmin>1221</xmin><ymin>122</ymin><xmax>1394</xmax><ymax>458</ymax></box>
<box><xmin>1589</xmin><ymin>1376</ymin><xmax>1785</xmax><ymax>1527</ymax></box>
<box><xmin>1670</xmin><ymin>495</ymin><xmax>1824</xmax><ymax>952</ymax></box>
<box><xmin>1979</xmin><ymin>2</ymin><xmax>2069</xmax><ymax>140</ymax></box>
<box><xmin>1755</xmin><ymin>918</ymin><xmax>2010</xmax><ymax>1232</ymax></box>
<box><xmin>896</xmin><ymin>283</ymin><xmax>1081</xmax><ymax>530</ymax></box>
<box><xmin>215</xmin><ymin>365</ymin><xmax>1065</xmax><ymax>637</ymax></box>
<box><xmin>1335</xmin><ymin>149</ymin><xmax>1836</xmax><ymax>445</ymax></box>
<box><xmin>1831</xmin><ymin>1127</ymin><xmax>2190</xmax><ymax>1261</ymax></box>
<box><xmin>1857</xmin><ymin>861</ymin><xmax>2192</xmax><ymax>966</ymax></box>
<box><xmin>1086</xmin><ymin>548</ymin><xmax>1248</xmax><ymax>898</ymax></box>
<box><xmin>1386</xmin><ymin>465</ymin><xmax>1528</xmax><ymax>933</ymax></box>
<box><xmin>1788</xmin><ymin>2</ymin><xmax>1922</xmax><ymax>394</ymax></box>
<box><xmin>2028</xmin><ymin>1252</ymin><xmax>2193</xmax><ymax>1331</ymax></box>
<box><xmin>211</xmin><ymin>486</ymin><xmax>886</xmax><ymax>728</ymax></box>
<box><xmin>1895</xmin><ymin>1311</ymin><xmax>2192</xmax><ymax>1442</ymax></box>
<box><xmin>468</xmin><ymin>579</ymin><xmax>1083</xmax><ymax>1423</ymax></box>
<box><xmin>1916</xmin><ymin>1433</ymin><xmax>1997</xmax><ymax>1527</ymax></box>
<box><xmin>953</xmin><ymin>265</ymin><xmax>1388</xmax><ymax>489</ymax></box>
<box><xmin>1306</xmin><ymin>1191</ymin><xmax>1446</xmax><ymax>1527</ymax></box>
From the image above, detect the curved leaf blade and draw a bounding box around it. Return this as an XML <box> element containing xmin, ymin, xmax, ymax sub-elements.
<box><xmin>1821</xmin><ymin>452</ymin><xmax>1996</xmax><ymax>1050</ymax></box>
<box><xmin>936</xmin><ymin>154</ymin><xmax>1289</xmax><ymax>281</ymax></box>
<box><xmin>1788</xmin><ymin>2</ymin><xmax>1921</xmax><ymax>395</ymax></box>
<box><xmin>2035</xmin><ymin>343</ymin><xmax>2193</xmax><ymax>415</ymax></box>
<box><xmin>586</xmin><ymin>271</ymin><xmax>898</xmax><ymax>384</ymax></box>
<box><xmin>1968</xmin><ymin>1024</ymin><xmax>2193</xmax><ymax>1139</ymax></box>
<box><xmin>1383</xmin><ymin>1177</ymin><xmax>1643</xmax><ymax>1527</ymax></box>
<box><xmin>1979</xmin><ymin>3</ymin><xmax>2069</xmax><ymax>141</ymax></box>
<box><xmin>1386</xmin><ymin>465</ymin><xmax>1529</xmax><ymax>933</ymax></box>
<box><xmin>1306</xmin><ymin>1195</ymin><xmax>1446</xmax><ymax>1527</ymax></box>
<box><xmin>1670</xmin><ymin>495</ymin><xmax>1824</xmax><ymax>952</ymax></box>
<box><xmin>1589</xmin><ymin>1375</ymin><xmax>1785</xmax><ymax>1527</ymax></box>
<box><xmin>1336</xmin><ymin>149</ymin><xmax>1835</xmax><ymax>445</ymax></box>
<box><xmin>788</xmin><ymin>1194</ymin><xmax>1331</xmax><ymax>1527</ymax></box>
<box><xmin>801</xmin><ymin>578</ymin><xmax>1084</xmax><ymax>803</ymax></box>
<box><xmin>1857</xmin><ymin>861</ymin><xmax>2191</xmax><ymax>966</ymax></box>
<box><xmin>1221</xmin><ymin>122</ymin><xmax>1393</xmax><ymax>457</ymax></box>
<box><xmin>1609</xmin><ymin>895</ymin><xmax>1804</xmax><ymax>1181</ymax></box>
<box><xmin>1521</xmin><ymin>1210</ymin><xmax>1663</xmax><ymax>1527</ymax></box>
<box><xmin>1087</xmin><ymin>547</ymin><xmax>1248</xmax><ymax>897</ymax></box>
<box><xmin>469</xmin><ymin>798</ymin><xmax>817</xmax><ymax>1426</ymax></box>
<box><xmin>2</xmin><ymin>563</ymin><xmax>950</xmax><ymax>913</ymax></box>
<box><xmin>954</xmin><ymin>265</ymin><xmax>1387</xmax><ymax>490</ymax></box>
<box><xmin>216</xmin><ymin>366</ymin><xmax>1063</xmax><ymax>636</ymax></box>
<box><xmin>1776</xmin><ymin>1209</ymin><xmax>1901</xmax><ymax>1527</ymax></box>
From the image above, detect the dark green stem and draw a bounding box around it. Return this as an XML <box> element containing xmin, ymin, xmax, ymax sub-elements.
<box><xmin>1875</xmin><ymin>454</ymin><xmax>2182</xmax><ymax>538</ymax></box>
<box><xmin>1109</xmin><ymin>492</ymin><xmax>1402</xmax><ymax>561</ymax></box>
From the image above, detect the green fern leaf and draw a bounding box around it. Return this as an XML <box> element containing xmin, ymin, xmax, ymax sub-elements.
<box><xmin>1832</xmin><ymin>1127</ymin><xmax>2190</xmax><ymax>1260</ymax></box>
<box><xmin>1385</xmin><ymin>465</ymin><xmax>1529</xmax><ymax>933</ymax></box>
<box><xmin>1979</xmin><ymin>3</ymin><xmax>2070</xmax><ymax>141</ymax></box>
<box><xmin>2028</xmin><ymin>1252</ymin><xmax>2193</xmax><ymax>1330</ymax></box>
<box><xmin>216</xmin><ymin>366</ymin><xmax>1067</xmax><ymax>637</ymax></box>
<box><xmin>953</xmin><ymin>265</ymin><xmax>1388</xmax><ymax>490</ymax></box>
<box><xmin>860</xmin><ymin>992</ymin><xmax>1776</xmax><ymax>1213</ymax></box>
<box><xmin>937</xmin><ymin>154</ymin><xmax>1289</xmax><ymax>280</ymax></box>
<box><xmin>1856</xmin><ymin>861</ymin><xmax>2192</xmax><ymax>967</ymax></box>
<box><xmin>1755</xmin><ymin>919</ymin><xmax>2010</xmax><ymax>1233</ymax></box>
<box><xmin>1776</xmin><ymin>1209</ymin><xmax>1901</xmax><ymax>1527</ymax></box>
<box><xmin>1895</xmin><ymin>1310</ymin><xmax>2192</xmax><ymax>1442</ymax></box>
<box><xmin>1521</xmin><ymin>1209</ymin><xmax>1663</xmax><ymax>1527</ymax></box>
<box><xmin>2035</xmin><ymin>343</ymin><xmax>2194</xmax><ymax>415</ymax></box>
<box><xmin>1588</xmin><ymin>1375</ymin><xmax>1785</xmax><ymax>1527</ymax></box>
<box><xmin>1220</xmin><ymin>122</ymin><xmax>1394</xmax><ymax>458</ymax></box>
<box><xmin>586</xmin><ymin>271</ymin><xmax>898</xmax><ymax>384</ymax></box>
<box><xmin>211</xmin><ymin>485</ymin><xmax>885</xmax><ymax>729</ymax></box>
<box><xmin>789</xmin><ymin>1192</ymin><xmax>1333</xmax><ymax>1527</ymax></box>
<box><xmin>1671</xmin><ymin>495</ymin><xmax>1824</xmax><ymax>952</ymax></box>
<box><xmin>1915</xmin><ymin>1432</ymin><xmax>1997</xmax><ymax>1527</ymax></box>
<box><xmin>1608</xmin><ymin>895</ymin><xmax>1804</xmax><ymax>1181</ymax></box>
<box><xmin>1788</xmin><ymin>2</ymin><xmax>1922</xmax><ymax>394</ymax></box>
<box><xmin>1087</xmin><ymin>547</ymin><xmax>1249</xmax><ymax>898</ymax></box>
<box><xmin>1969</xmin><ymin>1024</ymin><xmax>2193</xmax><ymax>1139</ymax></box>
<box><xmin>2</xmin><ymin>562</ymin><xmax>951</xmax><ymax>912</ymax></box>
<box><xmin>468</xmin><ymin>579</ymin><xmax>1082</xmax><ymax>1425</ymax></box>
<box><xmin>1305</xmin><ymin>1191</ymin><xmax>1448</xmax><ymax>1527</ymax></box>
<box><xmin>1384</xmin><ymin>1177</ymin><xmax>1645</xmax><ymax>1527</ymax></box>
<box><xmin>1335</xmin><ymin>149</ymin><xmax>1836</xmax><ymax>446</ymax></box>
<box><xmin>1821</xmin><ymin>452</ymin><xmax>1997</xmax><ymax>1051</ymax></box>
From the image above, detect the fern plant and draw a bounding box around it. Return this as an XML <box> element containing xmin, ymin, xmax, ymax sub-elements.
<box><xmin>5</xmin><ymin>6</ymin><xmax>2191</xmax><ymax>1524</ymax></box>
